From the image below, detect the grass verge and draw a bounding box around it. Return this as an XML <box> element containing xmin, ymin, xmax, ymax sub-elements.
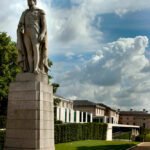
<box><xmin>55</xmin><ymin>140</ymin><xmax>140</xmax><ymax>150</ymax></box>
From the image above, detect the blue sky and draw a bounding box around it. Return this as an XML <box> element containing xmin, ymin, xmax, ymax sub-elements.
<box><xmin>1</xmin><ymin>0</ymin><xmax>150</xmax><ymax>111</ymax></box>
<box><xmin>100</xmin><ymin>9</ymin><xmax>150</xmax><ymax>44</ymax></box>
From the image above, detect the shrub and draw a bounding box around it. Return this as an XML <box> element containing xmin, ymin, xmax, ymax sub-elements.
<box><xmin>135</xmin><ymin>135</ymin><xmax>144</xmax><ymax>142</ymax></box>
<box><xmin>55</xmin><ymin>123</ymin><xmax>107</xmax><ymax>144</ymax></box>
<box><xmin>55</xmin><ymin>120</ymin><xmax>63</xmax><ymax>124</ymax></box>
<box><xmin>0</xmin><ymin>130</ymin><xmax>6</xmax><ymax>150</ymax></box>
<box><xmin>0</xmin><ymin>116</ymin><xmax>6</xmax><ymax>129</ymax></box>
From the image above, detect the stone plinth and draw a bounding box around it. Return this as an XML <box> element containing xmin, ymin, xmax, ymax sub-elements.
<box><xmin>5</xmin><ymin>73</ymin><xmax>55</xmax><ymax>150</ymax></box>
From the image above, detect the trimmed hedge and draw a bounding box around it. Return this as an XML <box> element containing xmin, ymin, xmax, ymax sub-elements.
<box><xmin>0</xmin><ymin>116</ymin><xmax>6</xmax><ymax>129</ymax></box>
<box><xmin>0</xmin><ymin>130</ymin><xmax>5</xmax><ymax>150</ymax></box>
<box><xmin>55</xmin><ymin>123</ymin><xmax>107</xmax><ymax>144</ymax></box>
<box><xmin>0</xmin><ymin>123</ymin><xmax>107</xmax><ymax>148</ymax></box>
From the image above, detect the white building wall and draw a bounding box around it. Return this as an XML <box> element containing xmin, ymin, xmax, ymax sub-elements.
<box><xmin>71</xmin><ymin>110</ymin><xmax>74</xmax><ymax>123</ymax></box>
<box><xmin>57</xmin><ymin>107</ymin><xmax>59</xmax><ymax>120</ymax></box>
<box><xmin>85</xmin><ymin>112</ymin><xmax>88</xmax><ymax>122</ymax></box>
<box><xmin>76</xmin><ymin>111</ymin><xmax>80</xmax><ymax>123</ymax></box>
<box><xmin>62</xmin><ymin>108</ymin><xmax>65</xmax><ymax>122</ymax></box>
<box><xmin>90</xmin><ymin>114</ymin><xmax>93</xmax><ymax>122</ymax></box>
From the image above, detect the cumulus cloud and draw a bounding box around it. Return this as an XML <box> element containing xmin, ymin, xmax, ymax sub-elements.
<box><xmin>1</xmin><ymin>1</ymin><xmax>150</xmax><ymax>111</ymax></box>
<box><xmin>1</xmin><ymin>0</ymin><xmax>150</xmax><ymax>54</ymax></box>
<box><xmin>56</xmin><ymin>36</ymin><xmax>150</xmax><ymax>111</ymax></box>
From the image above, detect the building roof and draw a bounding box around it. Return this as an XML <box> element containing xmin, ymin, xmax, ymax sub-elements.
<box><xmin>119</xmin><ymin>111</ymin><xmax>150</xmax><ymax>116</ymax></box>
<box><xmin>53</xmin><ymin>94</ymin><xmax>73</xmax><ymax>103</ymax></box>
<box><xmin>97</xmin><ymin>103</ymin><xmax>117</xmax><ymax>112</ymax></box>
<box><xmin>73</xmin><ymin>100</ymin><xmax>106</xmax><ymax>109</ymax></box>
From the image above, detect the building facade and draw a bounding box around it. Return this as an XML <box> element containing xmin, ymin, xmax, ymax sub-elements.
<box><xmin>119</xmin><ymin>109</ymin><xmax>150</xmax><ymax>129</ymax></box>
<box><xmin>54</xmin><ymin>95</ymin><xmax>93</xmax><ymax>123</ymax></box>
<box><xmin>73</xmin><ymin>100</ymin><xmax>119</xmax><ymax>124</ymax></box>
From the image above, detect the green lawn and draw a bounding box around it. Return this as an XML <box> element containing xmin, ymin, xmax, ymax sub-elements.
<box><xmin>145</xmin><ymin>133</ymin><xmax>150</xmax><ymax>142</ymax></box>
<box><xmin>55</xmin><ymin>140</ymin><xmax>140</xmax><ymax>150</ymax></box>
<box><xmin>114</xmin><ymin>133</ymin><xmax>131</xmax><ymax>140</ymax></box>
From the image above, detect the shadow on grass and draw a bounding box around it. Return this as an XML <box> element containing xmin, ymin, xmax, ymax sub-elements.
<box><xmin>77</xmin><ymin>144</ymin><xmax>136</xmax><ymax>150</ymax></box>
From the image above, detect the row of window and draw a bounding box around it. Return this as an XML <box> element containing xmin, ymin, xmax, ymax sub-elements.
<box><xmin>59</xmin><ymin>101</ymin><xmax>73</xmax><ymax>109</ymax></box>
<box><xmin>96</xmin><ymin>108</ymin><xmax>104</xmax><ymax>115</ymax></box>
<box><xmin>120</xmin><ymin>117</ymin><xmax>146</xmax><ymax>120</ymax></box>
<box><xmin>93</xmin><ymin>117</ymin><xmax>114</xmax><ymax>124</ymax></box>
<box><xmin>64</xmin><ymin>109</ymin><xmax>91</xmax><ymax>123</ymax></box>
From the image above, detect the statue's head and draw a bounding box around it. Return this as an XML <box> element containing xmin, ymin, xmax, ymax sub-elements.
<box><xmin>28</xmin><ymin>0</ymin><xmax>37</xmax><ymax>7</ymax></box>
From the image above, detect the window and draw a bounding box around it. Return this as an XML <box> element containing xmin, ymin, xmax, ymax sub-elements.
<box><xmin>83</xmin><ymin>112</ymin><xmax>86</xmax><ymax>122</ymax></box>
<box><xmin>93</xmin><ymin>118</ymin><xmax>99</xmax><ymax>123</ymax></box>
<box><xmin>74</xmin><ymin>111</ymin><xmax>76</xmax><ymax>123</ymax></box>
<box><xmin>65</xmin><ymin>109</ymin><xmax>67</xmax><ymax>123</ymax></box>
<box><xmin>69</xmin><ymin>110</ymin><xmax>71</xmax><ymax>122</ymax></box>
<box><xmin>80</xmin><ymin>112</ymin><xmax>82</xmax><ymax>122</ymax></box>
<box><xmin>87</xmin><ymin>113</ymin><xmax>91</xmax><ymax>122</ymax></box>
<box><xmin>100</xmin><ymin>118</ymin><xmax>103</xmax><ymax>123</ymax></box>
<box><xmin>107</xmin><ymin>118</ymin><xmax>109</xmax><ymax>123</ymax></box>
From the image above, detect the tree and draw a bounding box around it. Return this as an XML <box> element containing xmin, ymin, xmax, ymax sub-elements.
<box><xmin>47</xmin><ymin>60</ymin><xmax>61</xmax><ymax>123</ymax></box>
<box><xmin>0</xmin><ymin>32</ymin><xmax>20</xmax><ymax>115</ymax></box>
<box><xmin>0</xmin><ymin>32</ymin><xmax>60</xmax><ymax>117</ymax></box>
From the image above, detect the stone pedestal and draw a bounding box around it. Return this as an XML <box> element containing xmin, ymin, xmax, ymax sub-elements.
<box><xmin>5</xmin><ymin>73</ymin><xmax>55</xmax><ymax>150</ymax></box>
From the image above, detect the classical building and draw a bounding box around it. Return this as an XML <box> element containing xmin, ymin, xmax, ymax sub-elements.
<box><xmin>54</xmin><ymin>95</ymin><xmax>93</xmax><ymax>123</ymax></box>
<box><xmin>119</xmin><ymin>109</ymin><xmax>150</xmax><ymax>129</ymax></box>
<box><xmin>73</xmin><ymin>100</ymin><xmax>119</xmax><ymax>124</ymax></box>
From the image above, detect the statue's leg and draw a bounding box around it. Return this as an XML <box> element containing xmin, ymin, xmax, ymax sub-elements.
<box><xmin>30</xmin><ymin>30</ymin><xmax>40</xmax><ymax>74</ymax></box>
<box><xmin>24</xmin><ymin>33</ymin><xmax>34</xmax><ymax>73</ymax></box>
<box><xmin>33</xmin><ymin>43</ymin><xmax>40</xmax><ymax>74</ymax></box>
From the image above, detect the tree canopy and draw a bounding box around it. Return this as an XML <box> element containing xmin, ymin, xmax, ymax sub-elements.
<box><xmin>0</xmin><ymin>32</ymin><xmax>60</xmax><ymax>116</ymax></box>
<box><xmin>0</xmin><ymin>32</ymin><xmax>20</xmax><ymax>115</ymax></box>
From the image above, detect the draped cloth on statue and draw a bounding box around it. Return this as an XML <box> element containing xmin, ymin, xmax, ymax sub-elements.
<box><xmin>16</xmin><ymin>9</ymin><xmax>49</xmax><ymax>74</ymax></box>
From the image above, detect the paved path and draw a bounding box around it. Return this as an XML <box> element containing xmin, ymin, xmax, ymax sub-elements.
<box><xmin>131</xmin><ymin>142</ymin><xmax>150</xmax><ymax>150</ymax></box>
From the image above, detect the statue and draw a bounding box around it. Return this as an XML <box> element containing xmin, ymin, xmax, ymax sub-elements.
<box><xmin>17</xmin><ymin>0</ymin><xmax>49</xmax><ymax>74</ymax></box>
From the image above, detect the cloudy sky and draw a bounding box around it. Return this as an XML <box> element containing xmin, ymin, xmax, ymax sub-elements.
<box><xmin>1</xmin><ymin>0</ymin><xmax>150</xmax><ymax>111</ymax></box>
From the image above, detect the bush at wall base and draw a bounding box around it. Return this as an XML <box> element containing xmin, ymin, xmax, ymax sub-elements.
<box><xmin>0</xmin><ymin>116</ymin><xmax>6</xmax><ymax>129</ymax></box>
<box><xmin>0</xmin><ymin>123</ymin><xmax>108</xmax><ymax>149</ymax></box>
<box><xmin>55</xmin><ymin>123</ymin><xmax>108</xmax><ymax>144</ymax></box>
<box><xmin>0</xmin><ymin>130</ymin><xmax>5</xmax><ymax>150</ymax></box>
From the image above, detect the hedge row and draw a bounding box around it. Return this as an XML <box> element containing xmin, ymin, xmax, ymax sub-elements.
<box><xmin>0</xmin><ymin>116</ymin><xmax>6</xmax><ymax>129</ymax></box>
<box><xmin>0</xmin><ymin>123</ymin><xmax>107</xmax><ymax>148</ymax></box>
<box><xmin>0</xmin><ymin>130</ymin><xmax>5</xmax><ymax>150</ymax></box>
<box><xmin>55</xmin><ymin>123</ymin><xmax>107</xmax><ymax>144</ymax></box>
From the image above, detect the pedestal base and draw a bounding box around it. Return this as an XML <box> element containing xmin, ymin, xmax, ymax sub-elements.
<box><xmin>5</xmin><ymin>73</ymin><xmax>55</xmax><ymax>150</ymax></box>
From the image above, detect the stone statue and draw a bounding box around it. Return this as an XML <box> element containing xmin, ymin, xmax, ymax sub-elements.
<box><xmin>17</xmin><ymin>0</ymin><xmax>49</xmax><ymax>74</ymax></box>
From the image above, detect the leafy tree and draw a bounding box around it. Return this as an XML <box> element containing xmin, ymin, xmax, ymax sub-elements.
<box><xmin>0</xmin><ymin>32</ymin><xmax>60</xmax><ymax>118</ymax></box>
<box><xmin>47</xmin><ymin>62</ymin><xmax>61</xmax><ymax>123</ymax></box>
<box><xmin>52</xmin><ymin>83</ymin><xmax>60</xmax><ymax>94</ymax></box>
<box><xmin>0</xmin><ymin>32</ymin><xmax>20</xmax><ymax>115</ymax></box>
<box><xmin>47</xmin><ymin>59</ymin><xmax>53</xmax><ymax>82</ymax></box>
